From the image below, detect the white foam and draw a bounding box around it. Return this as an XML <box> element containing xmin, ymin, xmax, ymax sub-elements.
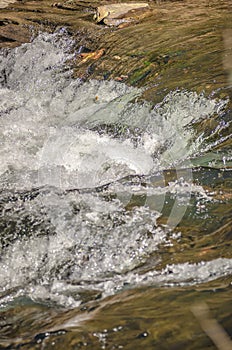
<box><xmin>0</xmin><ymin>32</ymin><xmax>228</xmax><ymax>190</ymax></box>
<box><xmin>0</xmin><ymin>32</ymin><xmax>230</xmax><ymax>307</ymax></box>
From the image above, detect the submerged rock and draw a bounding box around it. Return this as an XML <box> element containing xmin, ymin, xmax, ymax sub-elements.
<box><xmin>93</xmin><ymin>2</ymin><xmax>149</xmax><ymax>26</ymax></box>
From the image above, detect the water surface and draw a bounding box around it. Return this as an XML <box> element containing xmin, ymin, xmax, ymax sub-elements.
<box><xmin>0</xmin><ymin>1</ymin><xmax>232</xmax><ymax>348</ymax></box>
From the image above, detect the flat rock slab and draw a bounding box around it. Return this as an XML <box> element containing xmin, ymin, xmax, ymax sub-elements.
<box><xmin>0</xmin><ymin>0</ymin><xmax>17</xmax><ymax>8</ymax></box>
<box><xmin>94</xmin><ymin>2</ymin><xmax>149</xmax><ymax>26</ymax></box>
<box><xmin>0</xmin><ymin>23</ymin><xmax>31</xmax><ymax>46</ymax></box>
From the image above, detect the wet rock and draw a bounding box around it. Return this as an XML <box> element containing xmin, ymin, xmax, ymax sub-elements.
<box><xmin>0</xmin><ymin>23</ymin><xmax>31</xmax><ymax>48</ymax></box>
<box><xmin>52</xmin><ymin>1</ymin><xmax>82</xmax><ymax>10</ymax></box>
<box><xmin>77</xmin><ymin>45</ymin><xmax>92</xmax><ymax>54</ymax></box>
<box><xmin>93</xmin><ymin>2</ymin><xmax>149</xmax><ymax>26</ymax></box>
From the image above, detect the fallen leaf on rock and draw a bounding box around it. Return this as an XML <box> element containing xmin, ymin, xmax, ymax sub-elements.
<box><xmin>80</xmin><ymin>48</ymin><xmax>105</xmax><ymax>63</ymax></box>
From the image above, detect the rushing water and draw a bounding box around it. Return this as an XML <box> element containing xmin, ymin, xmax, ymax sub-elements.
<box><xmin>0</xmin><ymin>30</ymin><xmax>232</xmax><ymax>348</ymax></box>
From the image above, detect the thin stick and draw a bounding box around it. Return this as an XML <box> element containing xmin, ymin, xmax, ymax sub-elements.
<box><xmin>191</xmin><ymin>302</ymin><xmax>232</xmax><ymax>350</ymax></box>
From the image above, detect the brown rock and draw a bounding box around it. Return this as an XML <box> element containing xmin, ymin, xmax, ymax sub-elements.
<box><xmin>93</xmin><ymin>2</ymin><xmax>149</xmax><ymax>26</ymax></box>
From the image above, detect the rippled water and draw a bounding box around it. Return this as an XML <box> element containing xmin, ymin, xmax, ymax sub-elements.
<box><xmin>0</xmin><ymin>29</ymin><xmax>231</xmax><ymax>348</ymax></box>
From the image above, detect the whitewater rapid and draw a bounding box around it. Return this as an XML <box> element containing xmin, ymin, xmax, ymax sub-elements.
<box><xmin>0</xmin><ymin>31</ymin><xmax>231</xmax><ymax>308</ymax></box>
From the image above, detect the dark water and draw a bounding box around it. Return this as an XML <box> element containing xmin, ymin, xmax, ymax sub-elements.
<box><xmin>0</xmin><ymin>0</ymin><xmax>232</xmax><ymax>348</ymax></box>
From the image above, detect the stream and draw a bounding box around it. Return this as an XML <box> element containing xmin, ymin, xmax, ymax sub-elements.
<box><xmin>0</xmin><ymin>0</ymin><xmax>232</xmax><ymax>349</ymax></box>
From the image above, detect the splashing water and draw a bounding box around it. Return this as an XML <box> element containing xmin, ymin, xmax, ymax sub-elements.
<box><xmin>0</xmin><ymin>31</ymin><xmax>231</xmax><ymax>308</ymax></box>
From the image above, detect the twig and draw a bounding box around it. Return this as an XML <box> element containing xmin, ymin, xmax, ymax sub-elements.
<box><xmin>191</xmin><ymin>302</ymin><xmax>232</xmax><ymax>350</ymax></box>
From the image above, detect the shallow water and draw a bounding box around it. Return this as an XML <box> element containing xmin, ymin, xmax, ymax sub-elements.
<box><xmin>0</xmin><ymin>2</ymin><xmax>232</xmax><ymax>348</ymax></box>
